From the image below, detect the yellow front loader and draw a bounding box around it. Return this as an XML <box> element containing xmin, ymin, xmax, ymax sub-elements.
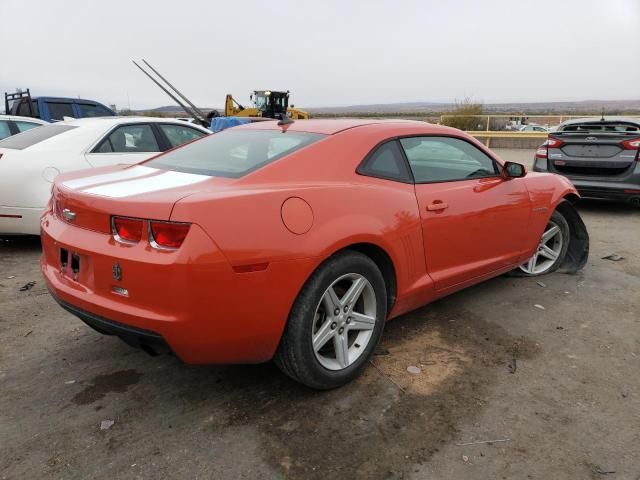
<box><xmin>224</xmin><ymin>90</ymin><xmax>309</xmax><ymax>119</ymax></box>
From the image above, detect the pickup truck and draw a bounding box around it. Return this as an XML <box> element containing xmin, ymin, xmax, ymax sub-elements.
<box><xmin>4</xmin><ymin>89</ymin><xmax>116</xmax><ymax>122</ymax></box>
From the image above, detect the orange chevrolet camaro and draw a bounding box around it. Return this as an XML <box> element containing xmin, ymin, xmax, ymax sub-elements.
<box><xmin>41</xmin><ymin>119</ymin><xmax>589</xmax><ymax>389</ymax></box>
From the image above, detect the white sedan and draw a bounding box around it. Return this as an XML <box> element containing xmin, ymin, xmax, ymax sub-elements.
<box><xmin>0</xmin><ymin>116</ymin><xmax>210</xmax><ymax>235</ymax></box>
<box><xmin>0</xmin><ymin>115</ymin><xmax>49</xmax><ymax>140</ymax></box>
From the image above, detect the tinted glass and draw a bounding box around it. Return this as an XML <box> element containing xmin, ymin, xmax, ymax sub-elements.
<box><xmin>0</xmin><ymin>121</ymin><xmax>11</xmax><ymax>140</ymax></box>
<box><xmin>46</xmin><ymin>102</ymin><xmax>75</xmax><ymax>120</ymax></box>
<box><xmin>561</xmin><ymin>122</ymin><xmax>640</xmax><ymax>133</ymax></box>
<box><xmin>96</xmin><ymin>124</ymin><xmax>159</xmax><ymax>153</ymax></box>
<box><xmin>15</xmin><ymin>121</ymin><xmax>42</xmax><ymax>133</ymax></box>
<box><xmin>15</xmin><ymin>100</ymin><xmax>38</xmax><ymax>117</ymax></box>
<box><xmin>78</xmin><ymin>103</ymin><xmax>114</xmax><ymax>117</ymax></box>
<box><xmin>401</xmin><ymin>136</ymin><xmax>498</xmax><ymax>183</ymax></box>
<box><xmin>359</xmin><ymin>141</ymin><xmax>411</xmax><ymax>182</ymax></box>
<box><xmin>159</xmin><ymin>124</ymin><xmax>206</xmax><ymax>148</ymax></box>
<box><xmin>0</xmin><ymin>124</ymin><xmax>77</xmax><ymax>150</ymax></box>
<box><xmin>146</xmin><ymin>129</ymin><xmax>325</xmax><ymax>178</ymax></box>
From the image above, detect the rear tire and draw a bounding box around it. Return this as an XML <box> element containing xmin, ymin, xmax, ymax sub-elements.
<box><xmin>518</xmin><ymin>209</ymin><xmax>570</xmax><ymax>276</ymax></box>
<box><xmin>275</xmin><ymin>250</ymin><xmax>387</xmax><ymax>389</ymax></box>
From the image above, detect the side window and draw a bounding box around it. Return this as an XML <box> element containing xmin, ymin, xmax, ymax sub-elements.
<box><xmin>15</xmin><ymin>121</ymin><xmax>42</xmax><ymax>133</ymax></box>
<box><xmin>358</xmin><ymin>140</ymin><xmax>412</xmax><ymax>182</ymax></box>
<box><xmin>400</xmin><ymin>136</ymin><xmax>498</xmax><ymax>183</ymax></box>
<box><xmin>95</xmin><ymin>124</ymin><xmax>159</xmax><ymax>153</ymax></box>
<box><xmin>46</xmin><ymin>102</ymin><xmax>75</xmax><ymax>120</ymax></box>
<box><xmin>78</xmin><ymin>103</ymin><xmax>113</xmax><ymax>117</ymax></box>
<box><xmin>0</xmin><ymin>121</ymin><xmax>11</xmax><ymax>140</ymax></box>
<box><xmin>16</xmin><ymin>100</ymin><xmax>38</xmax><ymax>117</ymax></box>
<box><xmin>159</xmin><ymin>124</ymin><xmax>206</xmax><ymax>148</ymax></box>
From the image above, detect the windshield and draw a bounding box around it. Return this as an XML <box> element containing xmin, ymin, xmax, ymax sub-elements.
<box><xmin>0</xmin><ymin>124</ymin><xmax>76</xmax><ymax>150</ymax></box>
<box><xmin>145</xmin><ymin>129</ymin><xmax>325</xmax><ymax>178</ymax></box>
<box><xmin>254</xmin><ymin>94</ymin><xmax>268</xmax><ymax>109</ymax></box>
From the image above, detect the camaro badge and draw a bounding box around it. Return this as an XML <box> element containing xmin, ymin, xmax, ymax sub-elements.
<box><xmin>112</xmin><ymin>263</ymin><xmax>122</xmax><ymax>281</ymax></box>
<box><xmin>62</xmin><ymin>209</ymin><xmax>76</xmax><ymax>222</ymax></box>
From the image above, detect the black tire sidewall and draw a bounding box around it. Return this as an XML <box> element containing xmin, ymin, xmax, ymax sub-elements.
<box><xmin>278</xmin><ymin>251</ymin><xmax>387</xmax><ymax>389</ymax></box>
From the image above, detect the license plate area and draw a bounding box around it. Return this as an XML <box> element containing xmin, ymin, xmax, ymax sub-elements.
<box><xmin>60</xmin><ymin>247</ymin><xmax>81</xmax><ymax>280</ymax></box>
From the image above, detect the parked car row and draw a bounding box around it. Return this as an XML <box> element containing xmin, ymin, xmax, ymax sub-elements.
<box><xmin>9</xmin><ymin>109</ymin><xmax>634</xmax><ymax>389</ymax></box>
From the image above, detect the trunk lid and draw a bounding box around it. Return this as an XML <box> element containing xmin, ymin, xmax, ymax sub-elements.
<box><xmin>54</xmin><ymin>164</ymin><xmax>224</xmax><ymax>233</ymax></box>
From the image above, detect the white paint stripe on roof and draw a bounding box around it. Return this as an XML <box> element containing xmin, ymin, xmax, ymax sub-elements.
<box><xmin>61</xmin><ymin>165</ymin><xmax>158</xmax><ymax>190</ymax></box>
<box><xmin>81</xmin><ymin>170</ymin><xmax>209</xmax><ymax>198</ymax></box>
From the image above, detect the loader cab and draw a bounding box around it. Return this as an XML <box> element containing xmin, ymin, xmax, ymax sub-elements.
<box><xmin>251</xmin><ymin>90</ymin><xmax>289</xmax><ymax>118</ymax></box>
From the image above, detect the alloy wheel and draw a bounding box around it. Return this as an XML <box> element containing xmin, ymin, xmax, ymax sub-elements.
<box><xmin>312</xmin><ymin>273</ymin><xmax>377</xmax><ymax>371</ymax></box>
<box><xmin>519</xmin><ymin>220</ymin><xmax>564</xmax><ymax>275</ymax></box>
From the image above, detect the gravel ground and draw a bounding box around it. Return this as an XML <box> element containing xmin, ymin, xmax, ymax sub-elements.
<box><xmin>1</xmin><ymin>151</ymin><xmax>639</xmax><ymax>479</ymax></box>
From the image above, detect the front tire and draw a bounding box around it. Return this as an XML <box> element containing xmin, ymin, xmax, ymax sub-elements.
<box><xmin>275</xmin><ymin>250</ymin><xmax>387</xmax><ymax>389</ymax></box>
<box><xmin>518</xmin><ymin>210</ymin><xmax>570</xmax><ymax>276</ymax></box>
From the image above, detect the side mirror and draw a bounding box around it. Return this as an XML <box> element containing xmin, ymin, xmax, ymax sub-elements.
<box><xmin>503</xmin><ymin>161</ymin><xmax>526</xmax><ymax>179</ymax></box>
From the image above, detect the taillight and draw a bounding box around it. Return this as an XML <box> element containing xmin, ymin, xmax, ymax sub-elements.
<box><xmin>544</xmin><ymin>137</ymin><xmax>563</xmax><ymax>148</ymax></box>
<box><xmin>149</xmin><ymin>221</ymin><xmax>190</xmax><ymax>249</ymax></box>
<box><xmin>621</xmin><ymin>138</ymin><xmax>640</xmax><ymax>150</ymax></box>
<box><xmin>112</xmin><ymin>216</ymin><xmax>143</xmax><ymax>243</ymax></box>
<box><xmin>535</xmin><ymin>146</ymin><xmax>548</xmax><ymax>159</ymax></box>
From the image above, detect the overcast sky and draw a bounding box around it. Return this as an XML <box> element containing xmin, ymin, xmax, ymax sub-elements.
<box><xmin>1</xmin><ymin>0</ymin><xmax>639</xmax><ymax>110</ymax></box>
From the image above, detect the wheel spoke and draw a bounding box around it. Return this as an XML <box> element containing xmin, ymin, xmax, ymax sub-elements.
<box><xmin>321</xmin><ymin>286</ymin><xmax>341</xmax><ymax>313</ymax></box>
<box><xmin>539</xmin><ymin>244</ymin><xmax>559</xmax><ymax>260</ymax></box>
<box><xmin>348</xmin><ymin>312</ymin><xmax>375</xmax><ymax>331</ymax></box>
<box><xmin>341</xmin><ymin>277</ymin><xmax>366</xmax><ymax>307</ymax></box>
<box><xmin>541</xmin><ymin>225</ymin><xmax>560</xmax><ymax>243</ymax></box>
<box><xmin>333</xmin><ymin>334</ymin><xmax>350</xmax><ymax>368</ymax></box>
<box><xmin>313</xmin><ymin>319</ymin><xmax>335</xmax><ymax>352</ymax></box>
<box><xmin>526</xmin><ymin>252</ymin><xmax>538</xmax><ymax>273</ymax></box>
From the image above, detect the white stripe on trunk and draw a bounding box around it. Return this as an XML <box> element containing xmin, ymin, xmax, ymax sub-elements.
<box><xmin>82</xmin><ymin>170</ymin><xmax>209</xmax><ymax>198</ymax></box>
<box><xmin>61</xmin><ymin>166</ymin><xmax>159</xmax><ymax>190</ymax></box>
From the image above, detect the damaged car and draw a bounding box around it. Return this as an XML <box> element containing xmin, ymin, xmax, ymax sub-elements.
<box><xmin>41</xmin><ymin>119</ymin><xmax>589</xmax><ymax>389</ymax></box>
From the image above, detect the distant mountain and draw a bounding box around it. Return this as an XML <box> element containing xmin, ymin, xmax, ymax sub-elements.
<box><xmin>135</xmin><ymin>99</ymin><xmax>640</xmax><ymax>116</ymax></box>
<box><xmin>148</xmin><ymin>105</ymin><xmax>219</xmax><ymax>113</ymax></box>
<box><xmin>307</xmin><ymin>99</ymin><xmax>640</xmax><ymax>114</ymax></box>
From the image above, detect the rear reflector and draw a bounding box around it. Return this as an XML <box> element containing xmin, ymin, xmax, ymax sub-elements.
<box><xmin>621</xmin><ymin>138</ymin><xmax>640</xmax><ymax>150</ymax></box>
<box><xmin>535</xmin><ymin>146</ymin><xmax>547</xmax><ymax>159</ymax></box>
<box><xmin>233</xmin><ymin>262</ymin><xmax>269</xmax><ymax>273</ymax></box>
<box><xmin>112</xmin><ymin>216</ymin><xmax>143</xmax><ymax>243</ymax></box>
<box><xmin>149</xmin><ymin>221</ymin><xmax>190</xmax><ymax>249</ymax></box>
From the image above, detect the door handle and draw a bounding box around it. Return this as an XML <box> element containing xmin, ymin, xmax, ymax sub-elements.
<box><xmin>426</xmin><ymin>202</ymin><xmax>448</xmax><ymax>211</ymax></box>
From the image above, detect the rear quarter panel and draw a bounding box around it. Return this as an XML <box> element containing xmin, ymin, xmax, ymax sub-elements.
<box><xmin>170</xmin><ymin>178</ymin><xmax>429</xmax><ymax>318</ymax></box>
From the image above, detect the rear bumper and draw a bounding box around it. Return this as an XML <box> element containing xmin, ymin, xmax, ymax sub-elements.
<box><xmin>533</xmin><ymin>160</ymin><xmax>640</xmax><ymax>202</ymax></box>
<box><xmin>51</xmin><ymin>290</ymin><xmax>171</xmax><ymax>355</ymax></box>
<box><xmin>572</xmin><ymin>180</ymin><xmax>640</xmax><ymax>201</ymax></box>
<box><xmin>40</xmin><ymin>210</ymin><xmax>319</xmax><ymax>364</ymax></box>
<box><xmin>0</xmin><ymin>206</ymin><xmax>42</xmax><ymax>235</ymax></box>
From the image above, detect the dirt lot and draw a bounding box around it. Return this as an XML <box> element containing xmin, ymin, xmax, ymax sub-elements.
<box><xmin>1</xmin><ymin>151</ymin><xmax>639</xmax><ymax>479</ymax></box>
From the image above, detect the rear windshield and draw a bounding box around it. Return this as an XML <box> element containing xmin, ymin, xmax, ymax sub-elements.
<box><xmin>560</xmin><ymin>122</ymin><xmax>640</xmax><ymax>133</ymax></box>
<box><xmin>0</xmin><ymin>124</ymin><xmax>76</xmax><ymax>150</ymax></box>
<box><xmin>145</xmin><ymin>129</ymin><xmax>325</xmax><ymax>178</ymax></box>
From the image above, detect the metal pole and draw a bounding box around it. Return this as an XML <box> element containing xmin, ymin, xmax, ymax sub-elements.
<box><xmin>141</xmin><ymin>59</ymin><xmax>208</xmax><ymax>121</ymax></box>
